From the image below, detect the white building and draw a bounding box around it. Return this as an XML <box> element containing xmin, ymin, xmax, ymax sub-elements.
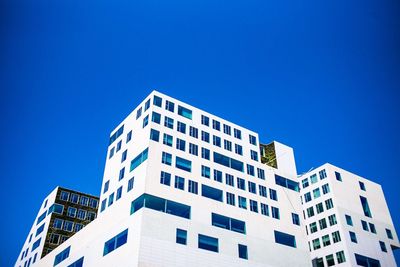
<box><xmin>299</xmin><ymin>164</ymin><xmax>399</xmax><ymax>267</ymax></box>
<box><xmin>15</xmin><ymin>91</ymin><xmax>398</xmax><ymax>267</ymax></box>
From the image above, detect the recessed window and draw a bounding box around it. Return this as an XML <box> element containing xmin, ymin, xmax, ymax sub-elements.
<box><xmin>335</xmin><ymin>171</ymin><xmax>342</xmax><ymax>181</ymax></box>
<box><xmin>165</xmin><ymin>100</ymin><xmax>175</xmax><ymax>112</ymax></box>
<box><xmin>322</xmin><ymin>183</ymin><xmax>330</xmax><ymax>194</ymax></box>
<box><xmin>292</xmin><ymin>213</ymin><xmax>300</xmax><ymax>226</ymax></box>
<box><xmin>249</xmin><ymin>200</ymin><xmax>258</xmax><ymax>213</ymax></box>
<box><xmin>345</xmin><ymin>214</ymin><xmax>353</xmax><ymax>226</ymax></box>
<box><xmin>142</xmin><ymin>115</ymin><xmax>149</xmax><ymax>128</ymax></box>
<box><xmin>212</xmin><ymin>213</ymin><xmax>246</xmax><ymax>234</ymax></box>
<box><xmin>257</xmin><ymin>168</ymin><xmax>265</xmax><ymax>179</ymax></box>
<box><xmin>379</xmin><ymin>241</ymin><xmax>387</xmax><ymax>252</ymax></box>
<box><xmin>54</xmin><ymin>246</ymin><xmax>70</xmax><ymax>266</ymax></box>
<box><xmin>151</xmin><ymin>112</ymin><xmax>161</xmax><ymax>124</ymax></box>
<box><xmin>386</xmin><ymin>228</ymin><xmax>393</xmax><ymax>239</ymax></box>
<box><xmin>274</xmin><ymin>230</ymin><xmax>296</xmax><ymax>248</ymax></box>
<box><xmin>248</xmin><ymin>181</ymin><xmax>256</xmax><ymax>194</ymax></box>
<box><xmin>238</xmin><ymin>244</ymin><xmax>248</xmax><ymax>260</ymax></box>
<box><xmin>361</xmin><ymin>220</ymin><xmax>369</xmax><ymax>231</ymax></box>
<box><xmin>150</xmin><ymin>129</ymin><xmax>160</xmax><ymax>142</ymax></box>
<box><xmin>177</xmin><ymin>121</ymin><xmax>186</xmax><ymax>134</ymax></box>
<box><xmin>322</xmin><ymin>235</ymin><xmax>331</xmax><ymax>247</ymax></box>
<box><xmin>201</xmin><ymin>131</ymin><xmax>210</xmax><ymax>143</ymax></box>
<box><xmin>238</xmin><ymin>196</ymin><xmax>247</xmax><ymax>209</ymax></box>
<box><xmin>127</xmin><ymin>177</ymin><xmax>134</xmax><ymax>192</ymax></box>
<box><xmin>160</xmin><ymin>171</ymin><xmax>171</xmax><ymax>186</ymax></box>
<box><xmin>237</xmin><ymin>178</ymin><xmax>246</xmax><ymax>190</ymax></box>
<box><xmin>259</xmin><ymin>185</ymin><xmax>267</xmax><ymax>197</ymax></box>
<box><xmin>269</xmin><ymin>189</ymin><xmax>278</xmax><ymax>201</ymax></box>
<box><xmin>174</xmin><ymin>176</ymin><xmax>185</xmax><ymax>190</ymax></box>
<box><xmin>332</xmin><ymin>231</ymin><xmax>341</xmax><ymax>243</ymax></box>
<box><xmin>163</xmin><ymin>133</ymin><xmax>173</xmax><ymax>147</ymax></box>
<box><xmin>188</xmin><ymin>180</ymin><xmax>198</xmax><ymax>194</ymax></box>
<box><xmin>312</xmin><ymin>238</ymin><xmax>320</xmax><ymax>250</ymax></box>
<box><xmin>226</xmin><ymin>192</ymin><xmax>235</xmax><ymax>206</ymax></box>
<box><xmin>261</xmin><ymin>203</ymin><xmax>269</xmax><ymax>216</ymax></box>
<box><xmin>213</xmin><ymin>135</ymin><xmax>221</xmax><ymax>147</ymax></box>
<box><xmin>161</xmin><ymin>152</ymin><xmax>172</xmax><ymax>166</ymax></box>
<box><xmin>116</xmin><ymin>186</ymin><xmax>122</xmax><ymax>201</ymax></box>
<box><xmin>201</xmin><ymin>184</ymin><xmax>223</xmax><ymax>202</ymax></box>
<box><xmin>201</xmin><ymin>115</ymin><xmax>209</xmax><ymax>126</ymax></box>
<box><xmin>302</xmin><ymin>178</ymin><xmax>309</xmax><ymax>189</ymax></box>
<box><xmin>326</xmin><ymin>254</ymin><xmax>334</xmax><ymax>266</ymax></box>
<box><xmin>164</xmin><ymin>116</ymin><xmax>174</xmax><ymax>129</ymax></box>
<box><xmin>175</xmin><ymin>157</ymin><xmax>191</xmax><ymax>172</ymax></box>
<box><xmin>176</xmin><ymin>138</ymin><xmax>186</xmax><ymax>151</ymax></box>
<box><xmin>349</xmin><ymin>231</ymin><xmax>357</xmax><ymax>243</ymax></box>
<box><xmin>212</xmin><ymin>120</ymin><xmax>220</xmax><ymax>131</ymax></box>
<box><xmin>336</xmin><ymin>251</ymin><xmax>346</xmax><ymax>263</ymax></box>
<box><xmin>249</xmin><ymin>135</ymin><xmax>257</xmax><ymax>145</ymax></box>
<box><xmin>328</xmin><ymin>214</ymin><xmax>337</xmax><ymax>226</ymax></box>
<box><xmin>360</xmin><ymin>196</ymin><xmax>372</xmax><ymax>217</ymax></box>
<box><xmin>234</xmin><ymin>129</ymin><xmax>242</xmax><ymax>139</ymax></box>
<box><xmin>235</xmin><ymin>144</ymin><xmax>243</xmax><ymax>155</ymax></box>
<box><xmin>319</xmin><ymin>218</ymin><xmax>327</xmax><ymax>230</ymax></box>
<box><xmin>198</xmin><ymin>234</ymin><xmax>218</xmax><ymax>252</ymax></box>
<box><xmin>176</xmin><ymin>229</ymin><xmax>187</xmax><ymax>245</ymax></box>
<box><xmin>189</xmin><ymin>126</ymin><xmax>198</xmax><ymax>138</ymax></box>
<box><xmin>201</xmin><ymin>165</ymin><xmax>210</xmax><ymax>178</ymax></box>
<box><xmin>223</xmin><ymin>124</ymin><xmax>231</xmax><ymax>135</ymax></box>
<box><xmin>271</xmin><ymin>206</ymin><xmax>280</xmax><ymax>219</ymax></box>
<box><xmin>201</xmin><ymin>148</ymin><xmax>210</xmax><ymax>160</ymax></box>
<box><xmin>310</xmin><ymin>174</ymin><xmax>318</xmax><ymax>184</ymax></box>
<box><xmin>189</xmin><ymin>143</ymin><xmax>198</xmax><ymax>156</ymax></box>
<box><xmin>319</xmin><ymin>169</ymin><xmax>327</xmax><ymax>179</ymax></box>
<box><xmin>153</xmin><ymin>95</ymin><xmax>162</xmax><ymax>107</ymax></box>
<box><xmin>103</xmin><ymin>229</ymin><xmax>128</xmax><ymax>256</ymax></box>
<box><xmin>178</xmin><ymin>105</ymin><xmax>192</xmax><ymax>119</ymax></box>
<box><xmin>214</xmin><ymin>170</ymin><xmax>222</xmax><ymax>183</ymax></box>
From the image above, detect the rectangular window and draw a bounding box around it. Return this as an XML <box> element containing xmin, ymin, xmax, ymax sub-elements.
<box><xmin>304</xmin><ymin>192</ymin><xmax>312</xmax><ymax>203</ymax></box>
<box><xmin>164</xmin><ymin>116</ymin><xmax>174</xmax><ymax>129</ymax></box>
<box><xmin>175</xmin><ymin>176</ymin><xmax>185</xmax><ymax>190</ymax></box>
<box><xmin>225</xmin><ymin>174</ymin><xmax>234</xmax><ymax>186</ymax></box>
<box><xmin>67</xmin><ymin>207</ymin><xmax>77</xmax><ymax>218</ymax></box>
<box><xmin>37</xmin><ymin>211</ymin><xmax>47</xmax><ymax>225</ymax></box>
<box><xmin>250</xmin><ymin>150</ymin><xmax>258</xmax><ymax>161</ymax></box>
<box><xmin>103</xmin><ymin>229</ymin><xmax>128</xmax><ymax>256</ymax></box>
<box><xmin>151</xmin><ymin>112</ymin><xmax>161</xmax><ymax>124</ymax></box>
<box><xmin>189</xmin><ymin>143</ymin><xmax>198</xmax><ymax>156</ymax></box>
<box><xmin>144</xmin><ymin>99</ymin><xmax>150</xmax><ymax>110</ymax></box>
<box><xmin>67</xmin><ymin>257</ymin><xmax>84</xmax><ymax>267</ymax></box>
<box><xmin>160</xmin><ymin>171</ymin><xmax>171</xmax><ymax>186</ymax></box>
<box><xmin>336</xmin><ymin>251</ymin><xmax>346</xmax><ymax>263</ymax></box>
<box><xmin>36</xmin><ymin>223</ymin><xmax>45</xmax><ymax>236</ymax></box>
<box><xmin>142</xmin><ymin>115</ymin><xmax>149</xmax><ymax>128</ymax></box>
<box><xmin>316</xmin><ymin>202</ymin><xmax>324</xmax><ymax>214</ymax></box>
<box><xmin>130</xmin><ymin>148</ymin><xmax>149</xmax><ymax>172</ymax></box>
<box><xmin>313</xmin><ymin>188</ymin><xmax>321</xmax><ymax>198</ymax></box>
<box><xmin>325</xmin><ymin>198</ymin><xmax>334</xmax><ymax>210</ymax></box>
<box><xmin>198</xmin><ymin>234</ymin><xmax>218</xmax><ymax>252</ymax></box>
<box><xmin>116</xmin><ymin>186</ymin><xmax>122</xmax><ymax>200</ymax></box>
<box><xmin>162</xmin><ymin>152</ymin><xmax>172</xmax><ymax>166</ymax></box>
<box><xmin>201</xmin><ymin>115</ymin><xmax>209</xmax><ymax>126</ymax></box>
<box><xmin>165</xmin><ymin>100</ymin><xmax>175</xmax><ymax>112</ymax></box>
<box><xmin>116</xmin><ymin>140</ymin><xmax>122</xmax><ymax>152</ymax></box>
<box><xmin>176</xmin><ymin>157</ymin><xmax>191</xmax><ymax>172</ymax></box>
<box><xmin>201</xmin><ymin>131</ymin><xmax>210</xmax><ymax>143</ymax></box>
<box><xmin>212</xmin><ymin>119</ymin><xmax>220</xmax><ymax>131</ymax></box>
<box><xmin>302</xmin><ymin>178</ymin><xmax>309</xmax><ymax>189</ymax></box>
<box><xmin>163</xmin><ymin>133</ymin><xmax>173</xmax><ymax>147</ymax></box>
<box><xmin>257</xmin><ymin>168</ymin><xmax>265</xmax><ymax>179</ymax></box>
<box><xmin>213</xmin><ymin>152</ymin><xmax>244</xmax><ymax>172</ymax></box>
<box><xmin>345</xmin><ymin>214</ymin><xmax>353</xmax><ymax>226</ymax></box>
<box><xmin>136</xmin><ymin>107</ymin><xmax>142</xmax><ymax>119</ymax></box>
<box><xmin>250</xmin><ymin>200</ymin><xmax>258</xmax><ymax>213</ymax></box>
<box><xmin>335</xmin><ymin>171</ymin><xmax>342</xmax><ymax>181</ymax></box>
<box><xmin>249</xmin><ymin>134</ymin><xmax>257</xmax><ymax>145</ymax></box>
<box><xmin>319</xmin><ymin>169</ymin><xmax>327</xmax><ymax>179</ymax></box>
<box><xmin>322</xmin><ymin>234</ymin><xmax>331</xmax><ymax>247</ymax></box>
<box><xmin>332</xmin><ymin>231</ymin><xmax>341</xmax><ymax>243</ymax></box>
<box><xmin>153</xmin><ymin>95</ymin><xmax>162</xmax><ymax>107</ymax></box>
<box><xmin>292</xmin><ymin>213</ymin><xmax>300</xmax><ymax>225</ymax></box>
<box><xmin>261</xmin><ymin>203</ymin><xmax>269</xmax><ymax>216</ymax></box>
<box><xmin>176</xmin><ymin>229</ymin><xmax>187</xmax><ymax>245</ymax></box>
<box><xmin>307</xmin><ymin>207</ymin><xmax>315</xmax><ymax>218</ymax></box>
<box><xmin>369</xmin><ymin>223</ymin><xmax>377</xmax><ymax>234</ymax></box>
<box><xmin>201</xmin><ymin>165</ymin><xmax>211</xmax><ymax>178</ymax></box>
<box><xmin>188</xmin><ymin>180</ymin><xmax>198</xmax><ymax>194</ymax></box>
<box><xmin>247</xmin><ymin>164</ymin><xmax>255</xmax><ymax>176</ymax></box>
<box><xmin>322</xmin><ymin>183</ymin><xmax>330</xmax><ymax>194</ymax></box>
<box><xmin>349</xmin><ymin>231</ymin><xmax>357</xmax><ymax>243</ymax></box>
<box><xmin>248</xmin><ymin>181</ymin><xmax>256</xmax><ymax>194</ymax></box>
<box><xmin>238</xmin><ymin>244</ymin><xmax>248</xmax><ymax>260</ymax></box>
<box><xmin>176</xmin><ymin>138</ymin><xmax>186</xmax><ymax>151</ymax></box>
<box><xmin>275</xmin><ymin>175</ymin><xmax>299</xmax><ymax>192</ymax></box>
<box><xmin>312</xmin><ymin>238</ymin><xmax>321</xmax><ymax>250</ymax></box>
<box><xmin>127</xmin><ymin>177</ymin><xmax>134</xmax><ymax>191</ymax></box>
<box><xmin>119</xmin><ymin>167</ymin><xmax>125</xmax><ymax>180</ymax></box>
<box><xmin>100</xmin><ymin>199</ymin><xmax>106</xmax><ymax>212</ymax></box>
<box><xmin>178</xmin><ymin>105</ymin><xmax>192</xmax><ymax>119</ymax></box>
<box><xmin>226</xmin><ymin>192</ymin><xmax>235</xmax><ymax>206</ymax></box>
<box><xmin>386</xmin><ymin>228</ymin><xmax>393</xmax><ymax>239</ymax></box>
<box><xmin>189</xmin><ymin>126</ymin><xmax>198</xmax><ymax>138</ymax></box>
<box><xmin>360</xmin><ymin>196</ymin><xmax>372</xmax><ymax>217</ymax></box>
<box><xmin>53</xmin><ymin>219</ymin><xmax>63</xmax><ymax>229</ymax></box>
<box><xmin>355</xmin><ymin>254</ymin><xmax>381</xmax><ymax>266</ymax></box>
<box><xmin>60</xmin><ymin>191</ymin><xmax>70</xmax><ymax>201</ymax></box>
<box><xmin>214</xmin><ymin>170</ymin><xmax>222</xmax><ymax>183</ymax></box>
<box><xmin>201</xmin><ymin>184</ymin><xmax>223</xmax><ymax>202</ymax></box>
<box><xmin>269</xmin><ymin>189</ymin><xmax>278</xmax><ymax>201</ymax></box>
<box><xmin>177</xmin><ymin>121</ymin><xmax>186</xmax><ymax>134</ymax></box>
<box><xmin>271</xmin><ymin>206</ymin><xmax>280</xmax><ymax>219</ymax></box>
<box><xmin>359</xmin><ymin>181</ymin><xmax>366</xmax><ymax>191</ymax></box>
<box><xmin>328</xmin><ymin>214</ymin><xmax>337</xmax><ymax>226</ymax></box>
<box><xmin>319</xmin><ymin>218</ymin><xmax>327</xmax><ymax>230</ymax></box>
<box><xmin>224</xmin><ymin>140</ymin><xmax>232</xmax><ymax>151</ymax></box>
<box><xmin>150</xmin><ymin>129</ymin><xmax>160</xmax><ymax>142</ymax></box>
<box><xmin>259</xmin><ymin>185</ymin><xmax>267</xmax><ymax>197</ymax></box>
<box><xmin>237</xmin><ymin>177</ymin><xmax>246</xmax><ymax>190</ymax></box>
<box><xmin>109</xmin><ymin>125</ymin><xmax>124</xmax><ymax>145</ymax></box>
<box><xmin>213</xmin><ymin>135</ymin><xmax>221</xmax><ymax>147</ymax></box>
<box><xmin>310</xmin><ymin>222</ymin><xmax>317</xmax><ymax>233</ymax></box>
<box><xmin>131</xmin><ymin>194</ymin><xmax>191</xmax><ymax>219</ymax></box>
<box><xmin>109</xmin><ymin>147</ymin><xmax>115</xmax><ymax>159</ymax></box>
<box><xmin>201</xmin><ymin>148</ymin><xmax>210</xmax><ymax>160</ymax></box>
<box><xmin>211</xmin><ymin>213</ymin><xmax>246</xmax><ymax>234</ymax></box>
<box><xmin>54</xmin><ymin>246</ymin><xmax>70</xmax><ymax>265</ymax></box>
<box><xmin>234</xmin><ymin>128</ymin><xmax>242</xmax><ymax>139</ymax></box>
<box><xmin>126</xmin><ymin>131</ymin><xmax>132</xmax><ymax>143</ymax></box>
<box><xmin>326</xmin><ymin>254</ymin><xmax>334</xmax><ymax>266</ymax></box>
<box><xmin>238</xmin><ymin>196</ymin><xmax>247</xmax><ymax>209</ymax></box>
<box><xmin>310</xmin><ymin>174</ymin><xmax>318</xmax><ymax>184</ymax></box>
<box><xmin>361</xmin><ymin>220</ymin><xmax>369</xmax><ymax>231</ymax></box>
<box><xmin>108</xmin><ymin>193</ymin><xmax>114</xmax><ymax>207</ymax></box>
<box><xmin>235</xmin><ymin>144</ymin><xmax>243</xmax><ymax>155</ymax></box>
<box><xmin>274</xmin><ymin>230</ymin><xmax>296</xmax><ymax>248</ymax></box>
<box><xmin>223</xmin><ymin>124</ymin><xmax>231</xmax><ymax>135</ymax></box>
<box><xmin>379</xmin><ymin>241</ymin><xmax>387</xmax><ymax>252</ymax></box>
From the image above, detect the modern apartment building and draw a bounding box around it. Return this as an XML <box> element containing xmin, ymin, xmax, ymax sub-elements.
<box><xmin>299</xmin><ymin>164</ymin><xmax>399</xmax><ymax>267</ymax></box>
<box><xmin>16</xmin><ymin>187</ymin><xmax>99</xmax><ymax>267</ymax></box>
<box><xmin>15</xmin><ymin>91</ymin><xmax>399</xmax><ymax>267</ymax></box>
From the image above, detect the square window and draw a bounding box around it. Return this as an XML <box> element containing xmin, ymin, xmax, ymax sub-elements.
<box><xmin>176</xmin><ymin>229</ymin><xmax>187</xmax><ymax>245</ymax></box>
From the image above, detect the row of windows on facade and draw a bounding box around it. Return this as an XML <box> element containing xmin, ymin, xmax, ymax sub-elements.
<box><xmin>59</xmin><ymin>191</ymin><xmax>98</xmax><ymax>209</ymax></box>
<box><xmin>304</xmin><ymin>198</ymin><xmax>335</xmax><ymax>219</ymax></box>
<box><xmin>158</xmin><ymin>170</ymin><xmax>296</xmax><ymax>223</ymax></box>
<box><xmin>151</xmin><ymin>94</ymin><xmax>258</xmax><ymax>145</ymax></box>
<box><xmin>46</xmin><ymin>203</ymin><xmax>96</xmax><ymax>222</ymax></box>
<box><xmin>20</xmin><ymin>251</ymin><xmax>38</xmax><ymax>267</ymax></box>
<box><xmin>345</xmin><ymin>214</ymin><xmax>394</xmax><ymax>241</ymax></box>
<box><xmin>52</xmin><ymin>218</ymin><xmax>86</xmax><ymax>233</ymax></box>
<box><xmin>109</xmin><ymin>112</ymin><xmax>259</xmax><ymax>165</ymax></box>
<box><xmin>302</xmin><ymin>182</ymin><xmax>330</xmax><ymax>204</ymax></box>
<box><xmin>302</xmin><ymin>170</ymin><xmax>367</xmax><ymax>192</ymax></box>
<box><xmin>314</xmin><ymin>250</ymin><xmax>346</xmax><ymax>267</ymax></box>
<box><xmin>101</xmin><ymin>176</ymin><xmax>135</xmax><ymax>212</ymax></box>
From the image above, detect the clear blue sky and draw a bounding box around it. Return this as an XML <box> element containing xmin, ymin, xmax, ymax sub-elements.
<box><xmin>1</xmin><ymin>0</ymin><xmax>399</xmax><ymax>266</ymax></box>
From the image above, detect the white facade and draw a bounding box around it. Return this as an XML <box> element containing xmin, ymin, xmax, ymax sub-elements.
<box><xmin>17</xmin><ymin>91</ymin><xmax>398</xmax><ymax>267</ymax></box>
<box><xmin>299</xmin><ymin>164</ymin><xmax>399</xmax><ymax>266</ymax></box>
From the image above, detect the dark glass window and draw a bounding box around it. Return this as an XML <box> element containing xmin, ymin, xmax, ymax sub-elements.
<box><xmin>274</xmin><ymin>230</ymin><xmax>296</xmax><ymax>248</ymax></box>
